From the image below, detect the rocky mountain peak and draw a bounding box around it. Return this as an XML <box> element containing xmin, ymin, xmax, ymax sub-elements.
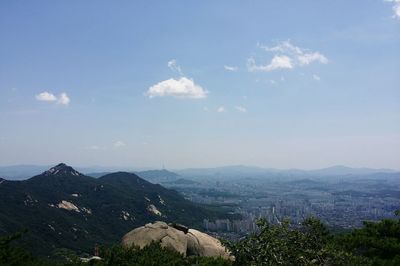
<box><xmin>43</xmin><ymin>163</ymin><xmax>82</xmax><ymax>177</ymax></box>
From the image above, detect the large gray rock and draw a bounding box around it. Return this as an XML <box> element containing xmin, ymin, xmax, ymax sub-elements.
<box><xmin>121</xmin><ymin>221</ymin><xmax>233</xmax><ymax>260</ymax></box>
<box><xmin>122</xmin><ymin>221</ymin><xmax>187</xmax><ymax>255</ymax></box>
<box><xmin>187</xmin><ymin>229</ymin><xmax>232</xmax><ymax>259</ymax></box>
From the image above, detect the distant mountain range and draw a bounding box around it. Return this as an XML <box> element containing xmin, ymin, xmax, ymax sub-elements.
<box><xmin>175</xmin><ymin>165</ymin><xmax>397</xmax><ymax>179</ymax></box>
<box><xmin>0</xmin><ymin>164</ymin><xmax>397</xmax><ymax>181</ymax></box>
<box><xmin>0</xmin><ymin>163</ymin><xmax>229</xmax><ymax>257</ymax></box>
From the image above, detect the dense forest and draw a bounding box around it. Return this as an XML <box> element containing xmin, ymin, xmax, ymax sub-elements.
<box><xmin>1</xmin><ymin>212</ymin><xmax>399</xmax><ymax>265</ymax></box>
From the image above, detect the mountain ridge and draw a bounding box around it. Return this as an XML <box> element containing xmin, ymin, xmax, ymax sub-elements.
<box><xmin>0</xmin><ymin>163</ymin><xmax>230</xmax><ymax>257</ymax></box>
<box><xmin>0</xmin><ymin>164</ymin><xmax>397</xmax><ymax>181</ymax></box>
<box><xmin>176</xmin><ymin>165</ymin><xmax>397</xmax><ymax>179</ymax></box>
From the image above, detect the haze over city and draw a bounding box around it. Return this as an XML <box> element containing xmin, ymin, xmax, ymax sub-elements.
<box><xmin>1</xmin><ymin>1</ymin><xmax>399</xmax><ymax>169</ymax></box>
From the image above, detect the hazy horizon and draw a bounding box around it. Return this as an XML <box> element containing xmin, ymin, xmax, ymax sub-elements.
<box><xmin>1</xmin><ymin>1</ymin><xmax>399</xmax><ymax>169</ymax></box>
<box><xmin>0</xmin><ymin>162</ymin><xmax>399</xmax><ymax>172</ymax></box>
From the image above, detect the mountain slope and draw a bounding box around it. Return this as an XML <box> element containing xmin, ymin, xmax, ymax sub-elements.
<box><xmin>99</xmin><ymin>172</ymin><xmax>222</xmax><ymax>225</ymax></box>
<box><xmin>0</xmin><ymin>164</ymin><xmax>228</xmax><ymax>257</ymax></box>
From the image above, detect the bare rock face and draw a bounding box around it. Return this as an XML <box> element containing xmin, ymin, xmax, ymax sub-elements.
<box><xmin>187</xmin><ymin>229</ymin><xmax>231</xmax><ymax>259</ymax></box>
<box><xmin>122</xmin><ymin>221</ymin><xmax>187</xmax><ymax>255</ymax></box>
<box><xmin>121</xmin><ymin>221</ymin><xmax>233</xmax><ymax>260</ymax></box>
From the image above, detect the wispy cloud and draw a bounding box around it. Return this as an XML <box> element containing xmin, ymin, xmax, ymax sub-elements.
<box><xmin>395</xmin><ymin>2</ymin><xmax>400</xmax><ymax>18</ymax></box>
<box><xmin>114</xmin><ymin>140</ymin><xmax>126</xmax><ymax>148</ymax></box>
<box><xmin>224</xmin><ymin>65</ymin><xmax>239</xmax><ymax>72</ymax></box>
<box><xmin>313</xmin><ymin>74</ymin><xmax>321</xmax><ymax>81</ymax></box>
<box><xmin>88</xmin><ymin>145</ymin><xmax>100</xmax><ymax>150</ymax></box>
<box><xmin>58</xmin><ymin>93</ymin><xmax>70</xmax><ymax>105</ymax></box>
<box><xmin>35</xmin><ymin>91</ymin><xmax>70</xmax><ymax>106</ymax></box>
<box><xmin>248</xmin><ymin>41</ymin><xmax>328</xmax><ymax>72</ymax></box>
<box><xmin>297</xmin><ymin>52</ymin><xmax>328</xmax><ymax>66</ymax></box>
<box><xmin>385</xmin><ymin>0</ymin><xmax>400</xmax><ymax>19</ymax></box>
<box><xmin>217</xmin><ymin>106</ymin><xmax>226</xmax><ymax>113</ymax></box>
<box><xmin>247</xmin><ymin>55</ymin><xmax>293</xmax><ymax>72</ymax></box>
<box><xmin>235</xmin><ymin>106</ymin><xmax>247</xmax><ymax>113</ymax></box>
<box><xmin>167</xmin><ymin>59</ymin><xmax>183</xmax><ymax>75</ymax></box>
<box><xmin>146</xmin><ymin>77</ymin><xmax>208</xmax><ymax>99</ymax></box>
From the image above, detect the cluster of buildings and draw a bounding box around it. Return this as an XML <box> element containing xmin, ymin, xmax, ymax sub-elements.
<box><xmin>203</xmin><ymin>195</ymin><xmax>399</xmax><ymax>234</ymax></box>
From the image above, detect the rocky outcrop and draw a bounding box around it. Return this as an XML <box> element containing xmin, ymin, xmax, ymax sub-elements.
<box><xmin>121</xmin><ymin>221</ymin><xmax>233</xmax><ymax>260</ymax></box>
<box><xmin>187</xmin><ymin>229</ymin><xmax>230</xmax><ymax>258</ymax></box>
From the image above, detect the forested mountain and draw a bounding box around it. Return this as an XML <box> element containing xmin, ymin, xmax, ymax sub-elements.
<box><xmin>0</xmin><ymin>163</ymin><xmax>229</xmax><ymax>257</ymax></box>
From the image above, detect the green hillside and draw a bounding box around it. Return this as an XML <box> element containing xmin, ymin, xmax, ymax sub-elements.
<box><xmin>0</xmin><ymin>164</ymin><xmax>230</xmax><ymax>258</ymax></box>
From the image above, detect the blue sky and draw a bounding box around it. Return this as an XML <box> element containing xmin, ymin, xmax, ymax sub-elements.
<box><xmin>0</xmin><ymin>1</ymin><xmax>399</xmax><ymax>169</ymax></box>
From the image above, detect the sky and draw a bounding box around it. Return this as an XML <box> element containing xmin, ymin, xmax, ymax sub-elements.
<box><xmin>0</xmin><ymin>1</ymin><xmax>399</xmax><ymax>170</ymax></box>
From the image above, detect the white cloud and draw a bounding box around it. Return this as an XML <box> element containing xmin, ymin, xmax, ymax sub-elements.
<box><xmin>35</xmin><ymin>91</ymin><xmax>57</xmax><ymax>102</ymax></box>
<box><xmin>114</xmin><ymin>140</ymin><xmax>126</xmax><ymax>148</ymax></box>
<box><xmin>235</xmin><ymin>106</ymin><xmax>247</xmax><ymax>113</ymax></box>
<box><xmin>249</xmin><ymin>41</ymin><xmax>328</xmax><ymax>72</ymax></box>
<box><xmin>217</xmin><ymin>106</ymin><xmax>226</xmax><ymax>113</ymax></box>
<box><xmin>224</xmin><ymin>65</ymin><xmax>239</xmax><ymax>72</ymax></box>
<box><xmin>146</xmin><ymin>77</ymin><xmax>208</xmax><ymax>99</ymax></box>
<box><xmin>57</xmin><ymin>93</ymin><xmax>70</xmax><ymax>105</ymax></box>
<box><xmin>395</xmin><ymin>8</ymin><xmax>400</xmax><ymax>18</ymax></box>
<box><xmin>385</xmin><ymin>0</ymin><xmax>400</xmax><ymax>18</ymax></box>
<box><xmin>393</xmin><ymin>0</ymin><xmax>400</xmax><ymax>19</ymax></box>
<box><xmin>395</xmin><ymin>7</ymin><xmax>400</xmax><ymax>18</ymax></box>
<box><xmin>167</xmin><ymin>59</ymin><xmax>183</xmax><ymax>75</ymax></box>
<box><xmin>35</xmin><ymin>91</ymin><xmax>70</xmax><ymax>106</ymax></box>
<box><xmin>395</xmin><ymin>3</ymin><xmax>400</xmax><ymax>18</ymax></box>
<box><xmin>259</xmin><ymin>41</ymin><xmax>302</xmax><ymax>54</ymax></box>
<box><xmin>313</xmin><ymin>74</ymin><xmax>321</xmax><ymax>81</ymax></box>
<box><xmin>267</xmin><ymin>55</ymin><xmax>293</xmax><ymax>70</ymax></box>
<box><xmin>247</xmin><ymin>55</ymin><xmax>293</xmax><ymax>72</ymax></box>
<box><xmin>298</xmin><ymin>52</ymin><xmax>328</xmax><ymax>66</ymax></box>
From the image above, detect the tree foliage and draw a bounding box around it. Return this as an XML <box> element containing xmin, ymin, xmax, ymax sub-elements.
<box><xmin>226</xmin><ymin>213</ymin><xmax>400</xmax><ymax>265</ymax></box>
<box><xmin>334</xmin><ymin>212</ymin><xmax>400</xmax><ymax>265</ymax></box>
<box><xmin>1</xmin><ymin>213</ymin><xmax>400</xmax><ymax>265</ymax></box>
<box><xmin>226</xmin><ymin>217</ymin><xmax>365</xmax><ymax>266</ymax></box>
<box><xmin>75</xmin><ymin>243</ymin><xmax>232</xmax><ymax>266</ymax></box>
<box><xmin>0</xmin><ymin>232</ymin><xmax>55</xmax><ymax>266</ymax></box>
<box><xmin>0</xmin><ymin>235</ymin><xmax>231</xmax><ymax>266</ymax></box>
